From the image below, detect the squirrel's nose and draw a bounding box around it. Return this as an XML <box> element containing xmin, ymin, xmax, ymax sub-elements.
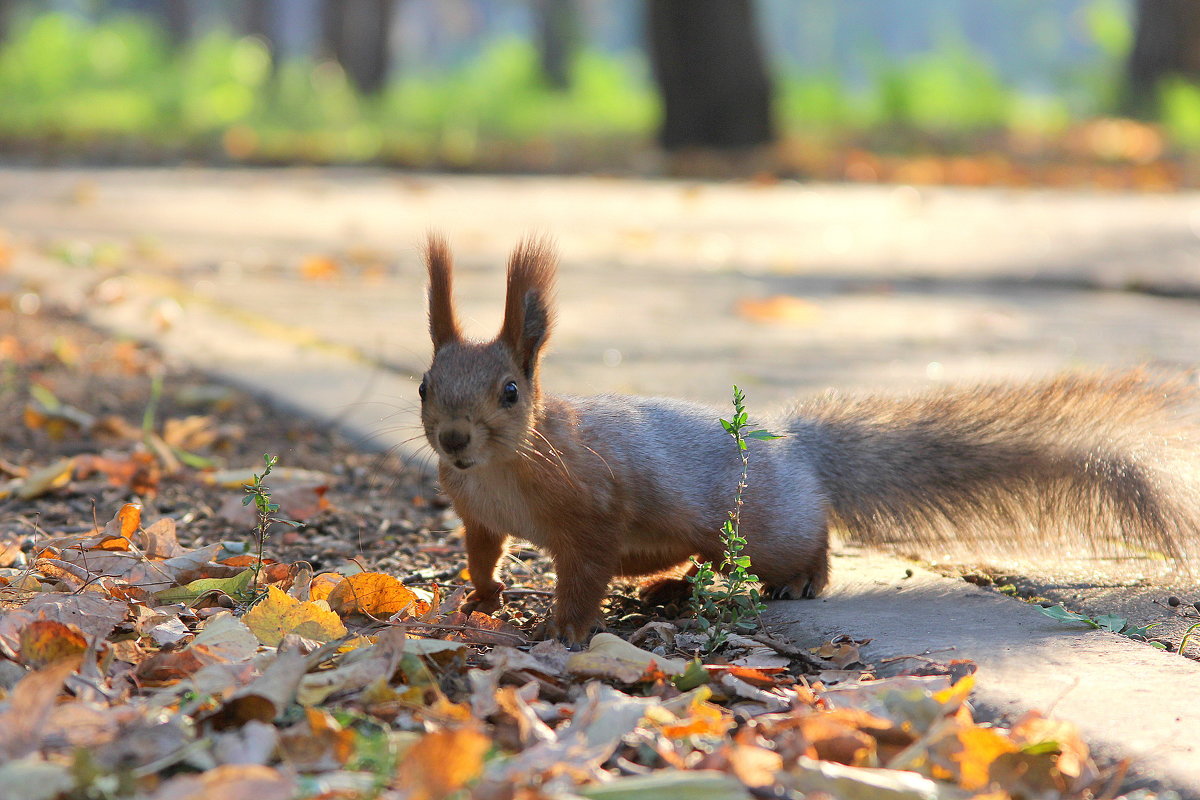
<box><xmin>439</xmin><ymin>429</ymin><xmax>471</xmax><ymax>454</ymax></box>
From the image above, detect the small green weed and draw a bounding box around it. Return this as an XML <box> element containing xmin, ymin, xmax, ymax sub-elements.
<box><xmin>689</xmin><ymin>386</ymin><xmax>780</xmax><ymax>653</ymax></box>
<box><xmin>242</xmin><ymin>453</ymin><xmax>301</xmax><ymax>595</ymax></box>
<box><xmin>1037</xmin><ymin>604</ymin><xmax>1164</xmax><ymax>648</ymax></box>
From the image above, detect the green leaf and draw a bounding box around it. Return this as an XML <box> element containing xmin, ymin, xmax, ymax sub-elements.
<box><xmin>1037</xmin><ymin>604</ymin><xmax>1099</xmax><ymax>628</ymax></box>
<box><xmin>744</xmin><ymin>429</ymin><xmax>784</xmax><ymax>441</ymax></box>
<box><xmin>1021</xmin><ymin>740</ymin><xmax>1062</xmax><ymax>756</ymax></box>
<box><xmin>155</xmin><ymin>568</ymin><xmax>257</xmax><ymax>604</ymax></box>
<box><xmin>671</xmin><ymin>659</ymin><xmax>709</xmax><ymax>691</ymax></box>
<box><xmin>1092</xmin><ymin>614</ymin><xmax>1128</xmax><ymax>633</ymax></box>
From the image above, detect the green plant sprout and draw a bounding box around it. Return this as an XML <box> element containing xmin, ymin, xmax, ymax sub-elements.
<box><xmin>688</xmin><ymin>386</ymin><xmax>781</xmax><ymax>652</ymax></box>
<box><xmin>1037</xmin><ymin>603</ymin><xmax>1165</xmax><ymax>648</ymax></box>
<box><xmin>242</xmin><ymin>453</ymin><xmax>301</xmax><ymax>595</ymax></box>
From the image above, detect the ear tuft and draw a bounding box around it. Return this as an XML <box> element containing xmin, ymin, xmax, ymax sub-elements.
<box><xmin>425</xmin><ymin>232</ymin><xmax>462</xmax><ymax>349</ymax></box>
<box><xmin>499</xmin><ymin>236</ymin><xmax>557</xmax><ymax>378</ymax></box>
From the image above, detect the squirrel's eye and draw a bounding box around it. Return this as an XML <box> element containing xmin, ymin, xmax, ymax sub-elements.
<box><xmin>500</xmin><ymin>381</ymin><xmax>519</xmax><ymax>407</ymax></box>
<box><xmin>418</xmin><ymin>380</ymin><xmax>427</xmax><ymax>401</ymax></box>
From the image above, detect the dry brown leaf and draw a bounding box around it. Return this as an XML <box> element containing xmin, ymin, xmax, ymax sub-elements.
<box><xmin>566</xmin><ymin>632</ymin><xmax>687</xmax><ymax>682</ymax></box>
<box><xmin>203</xmin><ymin>648</ymin><xmax>312</xmax><ymax>731</ymax></box>
<box><xmin>0</xmin><ymin>658</ymin><xmax>80</xmax><ymax>760</ymax></box>
<box><xmin>277</xmin><ymin>707</ymin><xmax>356</xmax><ymax>771</ymax></box>
<box><xmin>439</xmin><ymin>611</ymin><xmax>525</xmax><ymax>646</ymax></box>
<box><xmin>150</xmin><ymin>764</ymin><xmax>296</xmax><ymax>800</ymax></box>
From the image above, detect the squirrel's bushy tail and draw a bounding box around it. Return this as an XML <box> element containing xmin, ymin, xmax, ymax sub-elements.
<box><xmin>789</xmin><ymin>371</ymin><xmax>1200</xmax><ymax>562</ymax></box>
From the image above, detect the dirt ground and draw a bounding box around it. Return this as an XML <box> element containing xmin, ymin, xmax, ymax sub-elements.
<box><xmin>0</xmin><ymin>300</ymin><xmax>695</xmax><ymax>638</ymax></box>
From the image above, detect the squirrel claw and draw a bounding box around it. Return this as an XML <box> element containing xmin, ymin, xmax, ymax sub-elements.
<box><xmin>533</xmin><ymin>617</ymin><xmax>591</xmax><ymax>649</ymax></box>
<box><xmin>461</xmin><ymin>582</ymin><xmax>506</xmax><ymax>615</ymax></box>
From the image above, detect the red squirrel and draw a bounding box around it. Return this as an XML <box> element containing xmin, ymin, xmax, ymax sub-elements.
<box><xmin>419</xmin><ymin>234</ymin><xmax>1200</xmax><ymax>643</ymax></box>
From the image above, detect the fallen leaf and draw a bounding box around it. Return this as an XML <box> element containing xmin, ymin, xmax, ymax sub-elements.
<box><xmin>16</xmin><ymin>458</ymin><xmax>75</xmax><ymax>500</ymax></box>
<box><xmin>0</xmin><ymin>756</ymin><xmax>75</xmax><ymax>800</ymax></box>
<box><xmin>277</xmin><ymin>707</ymin><xmax>355</xmax><ymax>771</ymax></box>
<box><xmin>949</xmin><ymin>725</ymin><xmax>1019</xmax><ymax>791</ymax></box>
<box><xmin>155</xmin><ymin>569</ymin><xmax>256</xmax><ymax>605</ymax></box>
<box><xmin>394</xmin><ymin>725</ymin><xmax>490</xmax><ymax>800</ymax></box>
<box><xmin>326</xmin><ymin>571</ymin><xmax>426</xmax><ymax>618</ymax></box>
<box><xmin>579</xmin><ymin>770</ymin><xmax>750</xmax><ymax>799</ymax></box>
<box><xmin>567</xmin><ymin>632</ymin><xmax>688</xmax><ymax>682</ymax></box>
<box><xmin>103</xmin><ymin>502</ymin><xmax>142</xmax><ymax>540</ymax></box>
<box><xmin>189</xmin><ymin>612</ymin><xmax>260</xmax><ymax>663</ymax></box>
<box><xmin>0</xmin><ymin>659</ymin><xmax>80</xmax><ymax>760</ymax></box>
<box><xmin>203</xmin><ymin>648</ymin><xmax>312</xmax><ymax>730</ymax></box>
<box><xmin>785</xmin><ymin>755</ymin><xmax>942</xmax><ymax>800</ymax></box>
<box><xmin>242</xmin><ymin>586</ymin><xmax>347</xmax><ymax>646</ymax></box>
<box><xmin>299</xmin><ymin>254</ymin><xmax>341</xmax><ymax>281</ymax></box>
<box><xmin>149</xmin><ymin>764</ymin><xmax>296</xmax><ymax>800</ymax></box>
<box><xmin>19</xmin><ymin>620</ymin><xmax>88</xmax><ymax>668</ymax></box>
<box><xmin>736</xmin><ymin>295</ymin><xmax>820</xmax><ymax>325</ymax></box>
<box><xmin>309</xmin><ymin>572</ymin><xmax>344</xmax><ymax>603</ymax></box>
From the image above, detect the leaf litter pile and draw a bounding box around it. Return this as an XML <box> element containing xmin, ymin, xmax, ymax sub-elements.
<box><xmin>0</xmin><ymin>302</ymin><xmax>1158</xmax><ymax>800</ymax></box>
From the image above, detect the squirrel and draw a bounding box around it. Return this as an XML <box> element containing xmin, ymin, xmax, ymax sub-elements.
<box><xmin>418</xmin><ymin>233</ymin><xmax>1200</xmax><ymax>643</ymax></box>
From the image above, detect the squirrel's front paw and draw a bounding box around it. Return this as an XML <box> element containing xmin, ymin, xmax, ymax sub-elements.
<box><xmin>534</xmin><ymin>616</ymin><xmax>597</xmax><ymax>650</ymax></box>
<box><xmin>461</xmin><ymin>582</ymin><xmax>505</xmax><ymax>615</ymax></box>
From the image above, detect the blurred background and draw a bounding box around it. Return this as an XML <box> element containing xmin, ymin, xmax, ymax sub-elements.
<box><xmin>1</xmin><ymin>0</ymin><xmax>1200</xmax><ymax>185</ymax></box>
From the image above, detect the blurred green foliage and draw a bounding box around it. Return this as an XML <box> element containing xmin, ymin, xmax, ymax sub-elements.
<box><xmin>1</xmin><ymin>7</ymin><xmax>1196</xmax><ymax>165</ymax></box>
<box><xmin>0</xmin><ymin>12</ymin><xmax>657</xmax><ymax>164</ymax></box>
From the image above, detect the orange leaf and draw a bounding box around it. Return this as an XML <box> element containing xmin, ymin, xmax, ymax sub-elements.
<box><xmin>299</xmin><ymin>255</ymin><xmax>341</xmax><ymax>281</ymax></box>
<box><xmin>327</xmin><ymin>572</ymin><xmax>427</xmax><ymax>618</ymax></box>
<box><xmin>310</xmin><ymin>573</ymin><xmax>344</xmax><ymax>603</ymax></box>
<box><xmin>952</xmin><ymin>726</ymin><xmax>1019</xmax><ymax>791</ymax></box>
<box><xmin>104</xmin><ymin>502</ymin><xmax>142</xmax><ymax>540</ymax></box>
<box><xmin>19</xmin><ymin>620</ymin><xmax>88</xmax><ymax>668</ymax></box>
<box><xmin>736</xmin><ymin>295</ymin><xmax>820</xmax><ymax>325</ymax></box>
<box><xmin>395</xmin><ymin>725</ymin><xmax>490</xmax><ymax>800</ymax></box>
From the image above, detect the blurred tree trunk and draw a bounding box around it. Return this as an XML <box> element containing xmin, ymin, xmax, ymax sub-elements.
<box><xmin>645</xmin><ymin>0</ymin><xmax>774</xmax><ymax>151</ymax></box>
<box><xmin>535</xmin><ymin>0</ymin><xmax>578</xmax><ymax>90</ymax></box>
<box><xmin>1127</xmin><ymin>0</ymin><xmax>1200</xmax><ymax>114</ymax></box>
<box><xmin>242</xmin><ymin>0</ymin><xmax>272</xmax><ymax>40</ymax></box>
<box><xmin>0</xmin><ymin>0</ymin><xmax>12</xmax><ymax>44</ymax></box>
<box><xmin>321</xmin><ymin>0</ymin><xmax>396</xmax><ymax>95</ymax></box>
<box><xmin>241</xmin><ymin>0</ymin><xmax>276</xmax><ymax>67</ymax></box>
<box><xmin>160</xmin><ymin>0</ymin><xmax>191</xmax><ymax>47</ymax></box>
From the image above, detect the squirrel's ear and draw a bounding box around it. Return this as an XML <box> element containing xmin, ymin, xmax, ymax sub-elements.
<box><xmin>499</xmin><ymin>236</ymin><xmax>557</xmax><ymax>379</ymax></box>
<box><xmin>425</xmin><ymin>232</ymin><xmax>462</xmax><ymax>350</ymax></box>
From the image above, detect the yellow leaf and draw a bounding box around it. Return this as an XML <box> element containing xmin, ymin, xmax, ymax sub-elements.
<box><xmin>242</xmin><ymin>586</ymin><xmax>347</xmax><ymax>646</ymax></box>
<box><xmin>17</xmin><ymin>458</ymin><xmax>74</xmax><ymax>500</ymax></box>
<box><xmin>952</xmin><ymin>726</ymin><xmax>1019</xmax><ymax>791</ymax></box>
<box><xmin>327</xmin><ymin>572</ymin><xmax>426</xmax><ymax>618</ymax></box>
